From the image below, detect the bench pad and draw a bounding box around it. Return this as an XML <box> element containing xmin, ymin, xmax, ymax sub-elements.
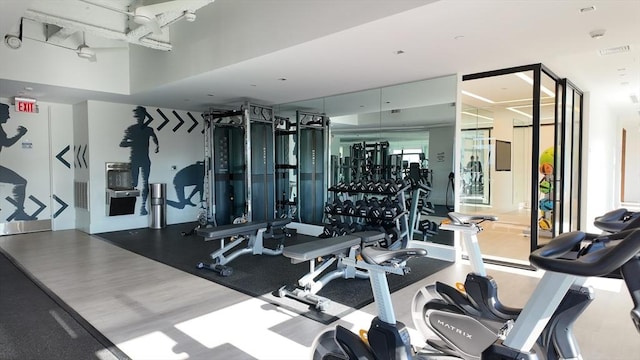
<box><xmin>283</xmin><ymin>235</ymin><xmax>361</xmax><ymax>261</ymax></box>
<box><xmin>197</xmin><ymin>221</ymin><xmax>269</xmax><ymax>240</ymax></box>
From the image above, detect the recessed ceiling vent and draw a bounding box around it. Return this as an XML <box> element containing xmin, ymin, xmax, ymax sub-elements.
<box><xmin>599</xmin><ymin>45</ymin><xmax>631</xmax><ymax>56</ymax></box>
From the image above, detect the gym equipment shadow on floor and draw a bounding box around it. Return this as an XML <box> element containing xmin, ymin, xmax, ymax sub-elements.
<box><xmin>96</xmin><ymin>222</ymin><xmax>452</xmax><ymax>324</ymax></box>
<box><xmin>0</xmin><ymin>250</ymin><xmax>129</xmax><ymax>360</ymax></box>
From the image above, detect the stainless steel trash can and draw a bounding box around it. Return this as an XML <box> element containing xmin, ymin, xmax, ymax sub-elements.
<box><xmin>149</xmin><ymin>183</ymin><xmax>166</xmax><ymax>229</ymax></box>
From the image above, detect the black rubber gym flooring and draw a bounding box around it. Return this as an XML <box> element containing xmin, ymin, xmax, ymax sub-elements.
<box><xmin>96</xmin><ymin>222</ymin><xmax>452</xmax><ymax>324</ymax></box>
<box><xmin>0</xmin><ymin>249</ymin><xmax>129</xmax><ymax>360</ymax></box>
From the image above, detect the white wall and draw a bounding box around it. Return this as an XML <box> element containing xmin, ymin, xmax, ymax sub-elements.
<box><xmin>582</xmin><ymin>92</ymin><xmax>618</xmax><ymax>233</ymax></box>
<box><xmin>49</xmin><ymin>103</ymin><xmax>76</xmax><ymax>230</ymax></box>
<box><xmin>621</xmin><ymin>122</ymin><xmax>640</xmax><ymax>202</ymax></box>
<box><xmin>85</xmin><ymin>101</ymin><xmax>204</xmax><ymax>233</ymax></box>
<box><xmin>73</xmin><ymin>102</ymin><xmax>90</xmax><ymax>233</ymax></box>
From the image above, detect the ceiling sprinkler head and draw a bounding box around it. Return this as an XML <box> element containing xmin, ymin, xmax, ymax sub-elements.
<box><xmin>589</xmin><ymin>29</ymin><xmax>606</xmax><ymax>39</ymax></box>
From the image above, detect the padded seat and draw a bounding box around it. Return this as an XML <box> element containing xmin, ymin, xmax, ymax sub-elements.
<box><xmin>283</xmin><ymin>235</ymin><xmax>361</xmax><ymax>263</ymax></box>
<box><xmin>196</xmin><ymin>221</ymin><xmax>269</xmax><ymax>240</ymax></box>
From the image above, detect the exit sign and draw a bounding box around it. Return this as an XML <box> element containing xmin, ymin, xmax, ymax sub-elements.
<box><xmin>14</xmin><ymin>97</ymin><xmax>37</xmax><ymax>113</ymax></box>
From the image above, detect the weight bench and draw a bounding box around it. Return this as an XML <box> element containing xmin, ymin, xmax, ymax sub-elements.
<box><xmin>276</xmin><ymin>231</ymin><xmax>386</xmax><ymax>311</ymax></box>
<box><xmin>196</xmin><ymin>218</ymin><xmax>292</xmax><ymax>276</ymax></box>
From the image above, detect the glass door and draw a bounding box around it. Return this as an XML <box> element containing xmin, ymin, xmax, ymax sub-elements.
<box><xmin>460</xmin><ymin>64</ymin><xmax>582</xmax><ymax>267</ymax></box>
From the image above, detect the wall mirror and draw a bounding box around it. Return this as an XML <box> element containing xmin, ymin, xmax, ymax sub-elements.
<box><xmin>276</xmin><ymin>75</ymin><xmax>457</xmax><ymax>246</ymax></box>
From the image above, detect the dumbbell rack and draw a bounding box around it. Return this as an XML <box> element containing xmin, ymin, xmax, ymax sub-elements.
<box><xmin>325</xmin><ymin>183</ymin><xmax>411</xmax><ymax>250</ymax></box>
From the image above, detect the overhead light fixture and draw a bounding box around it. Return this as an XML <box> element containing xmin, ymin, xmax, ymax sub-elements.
<box><xmin>76</xmin><ymin>45</ymin><xmax>95</xmax><ymax>59</ymax></box>
<box><xmin>461</xmin><ymin>111</ymin><xmax>493</xmax><ymax>121</ymax></box>
<box><xmin>515</xmin><ymin>72</ymin><xmax>555</xmax><ymax>97</ymax></box>
<box><xmin>184</xmin><ymin>10</ymin><xmax>196</xmax><ymax>22</ymax></box>
<box><xmin>4</xmin><ymin>34</ymin><xmax>22</xmax><ymax>49</ymax></box>
<box><xmin>462</xmin><ymin>90</ymin><xmax>495</xmax><ymax>104</ymax></box>
<box><xmin>579</xmin><ymin>5</ymin><xmax>596</xmax><ymax>13</ymax></box>
<box><xmin>507</xmin><ymin>107</ymin><xmax>532</xmax><ymax>119</ymax></box>
<box><xmin>4</xmin><ymin>19</ymin><xmax>23</xmax><ymax>50</ymax></box>
<box><xmin>599</xmin><ymin>45</ymin><xmax>631</xmax><ymax>56</ymax></box>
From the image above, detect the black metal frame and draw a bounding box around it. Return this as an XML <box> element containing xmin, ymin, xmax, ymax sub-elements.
<box><xmin>462</xmin><ymin>63</ymin><xmax>583</xmax><ymax>258</ymax></box>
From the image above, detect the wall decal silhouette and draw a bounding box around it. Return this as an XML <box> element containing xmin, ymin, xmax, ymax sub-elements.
<box><xmin>119</xmin><ymin>106</ymin><xmax>159</xmax><ymax>215</ymax></box>
<box><xmin>0</xmin><ymin>102</ymin><xmax>36</xmax><ymax>221</ymax></box>
<box><xmin>166</xmin><ymin>161</ymin><xmax>205</xmax><ymax>209</ymax></box>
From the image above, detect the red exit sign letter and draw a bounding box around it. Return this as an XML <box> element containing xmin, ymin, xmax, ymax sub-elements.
<box><xmin>14</xmin><ymin>97</ymin><xmax>37</xmax><ymax>113</ymax></box>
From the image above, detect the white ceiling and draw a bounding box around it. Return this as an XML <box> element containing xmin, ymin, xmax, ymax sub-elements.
<box><xmin>1</xmin><ymin>0</ymin><xmax>639</xmax><ymax>123</ymax></box>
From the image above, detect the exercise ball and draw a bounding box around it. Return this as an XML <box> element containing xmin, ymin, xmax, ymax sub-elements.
<box><xmin>539</xmin><ymin>198</ymin><xmax>554</xmax><ymax>211</ymax></box>
<box><xmin>540</xmin><ymin>147</ymin><xmax>554</xmax><ymax>166</ymax></box>
<box><xmin>539</xmin><ymin>179</ymin><xmax>552</xmax><ymax>194</ymax></box>
<box><xmin>539</xmin><ymin>163</ymin><xmax>554</xmax><ymax>175</ymax></box>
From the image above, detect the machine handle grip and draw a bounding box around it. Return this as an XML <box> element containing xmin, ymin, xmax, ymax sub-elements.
<box><xmin>530</xmin><ymin>229</ymin><xmax>640</xmax><ymax>277</ymax></box>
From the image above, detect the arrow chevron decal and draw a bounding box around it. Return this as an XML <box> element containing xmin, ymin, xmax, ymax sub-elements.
<box><xmin>53</xmin><ymin>195</ymin><xmax>68</xmax><ymax>218</ymax></box>
<box><xmin>4</xmin><ymin>195</ymin><xmax>46</xmax><ymax>221</ymax></box>
<box><xmin>156</xmin><ymin>109</ymin><xmax>170</xmax><ymax>131</ymax></box>
<box><xmin>82</xmin><ymin>145</ymin><xmax>88</xmax><ymax>168</ymax></box>
<box><xmin>29</xmin><ymin>195</ymin><xmax>46</xmax><ymax>218</ymax></box>
<box><xmin>172</xmin><ymin>111</ymin><xmax>185</xmax><ymax>132</ymax></box>
<box><xmin>76</xmin><ymin>145</ymin><xmax>83</xmax><ymax>168</ymax></box>
<box><xmin>56</xmin><ymin>145</ymin><xmax>71</xmax><ymax>168</ymax></box>
<box><xmin>187</xmin><ymin>112</ymin><xmax>199</xmax><ymax>133</ymax></box>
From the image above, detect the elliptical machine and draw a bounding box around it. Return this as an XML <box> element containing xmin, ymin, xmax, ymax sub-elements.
<box><xmin>311</xmin><ymin>228</ymin><xmax>640</xmax><ymax>360</ymax></box>
<box><xmin>411</xmin><ymin>211</ymin><xmax>640</xmax><ymax>359</ymax></box>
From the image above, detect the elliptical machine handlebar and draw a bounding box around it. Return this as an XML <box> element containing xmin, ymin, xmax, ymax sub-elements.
<box><xmin>530</xmin><ymin>228</ymin><xmax>640</xmax><ymax>334</ymax></box>
<box><xmin>530</xmin><ymin>229</ymin><xmax>640</xmax><ymax>277</ymax></box>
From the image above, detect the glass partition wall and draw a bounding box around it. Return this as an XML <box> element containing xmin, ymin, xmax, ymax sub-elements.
<box><xmin>461</xmin><ymin>64</ymin><xmax>583</xmax><ymax>266</ymax></box>
<box><xmin>277</xmin><ymin>76</ymin><xmax>458</xmax><ymax>255</ymax></box>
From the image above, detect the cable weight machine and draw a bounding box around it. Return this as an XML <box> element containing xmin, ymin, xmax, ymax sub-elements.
<box><xmin>200</xmin><ymin>103</ymin><xmax>277</xmax><ymax>227</ymax></box>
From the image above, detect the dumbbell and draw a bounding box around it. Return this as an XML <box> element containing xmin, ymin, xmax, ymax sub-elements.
<box><xmin>333</xmin><ymin>199</ymin><xmax>344</xmax><ymax>214</ymax></box>
<box><xmin>418</xmin><ymin>219</ymin><xmax>431</xmax><ymax>232</ymax></box>
<box><xmin>368</xmin><ymin>203</ymin><xmax>382</xmax><ymax>220</ymax></box>
<box><xmin>384</xmin><ymin>179</ymin><xmax>398</xmax><ymax>193</ymax></box>
<box><xmin>342</xmin><ymin>200</ymin><xmax>356</xmax><ymax>216</ymax></box>
<box><xmin>324</xmin><ymin>202</ymin><xmax>335</xmax><ymax>215</ymax></box>
<box><xmin>357</xmin><ymin>181</ymin><xmax>368</xmax><ymax>192</ymax></box>
<box><xmin>356</xmin><ymin>199</ymin><xmax>370</xmax><ymax>217</ymax></box>
<box><xmin>320</xmin><ymin>225</ymin><xmax>337</xmax><ymax>238</ymax></box>
<box><xmin>382</xmin><ymin>205</ymin><xmax>397</xmax><ymax>220</ymax></box>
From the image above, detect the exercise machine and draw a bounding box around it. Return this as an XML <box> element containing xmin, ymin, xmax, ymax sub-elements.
<box><xmin>297</xmin><ymin>111</ymin><xmax>330</xmax><ymax>225</ymax></box>
<box><xmin>311</xmin><ymin>228</ymin><xmax>640</xmax><ymax>359</ymax></box>
<box><xmin>196</xmin><ymin>218</ymin><xmax>291</xmax><ymax>276</ymax></box>
<box><xmin>277</xmin><ymin>231</ymin><xmax>386</xmax><ymax>311</ymax></box>
<box><xmin>200</xmin><ymin>103</ymin><xmax>277</xmax><ymax>227</ymax></box>
<box><xmin>411</xmin><ymin>211</ymin><xmax>640</xmax><ymax>359</ymax></box>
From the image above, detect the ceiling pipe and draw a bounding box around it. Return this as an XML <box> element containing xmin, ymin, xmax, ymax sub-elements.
<box><xmin>23</xmin><ymin>9</ymin><xmax>172</xmax><ymax>51</ymax></box>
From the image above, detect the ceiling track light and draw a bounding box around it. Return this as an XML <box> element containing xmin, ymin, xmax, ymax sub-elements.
<box><xmin>4</xmin><ymin>18</ymin><xmax>23</xmax><ymax>50</ymax></box>
<box><xmin>4</xmin><ymin>34</ymin><xmax>22</xmax><ymax>49</ymax></box>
